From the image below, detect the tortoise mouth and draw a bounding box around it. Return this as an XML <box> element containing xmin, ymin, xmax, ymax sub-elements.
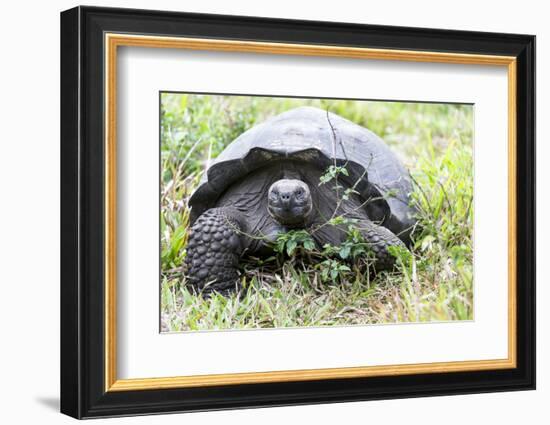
<box><xmin>267</xmin><ymin>179</ymin><xmax>312</xmax><ymax>226</ymax></box>
<box><xmin>268</xmin><ymin>205</ymin><xmax>312</xmax><ymax>226</ymax></box>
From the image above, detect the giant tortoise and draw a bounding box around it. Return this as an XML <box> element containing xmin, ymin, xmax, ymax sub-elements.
<box><xmin>184</xmin><ymin>106</ymin><xmax>417</xmax><ymax>293</ymax></box>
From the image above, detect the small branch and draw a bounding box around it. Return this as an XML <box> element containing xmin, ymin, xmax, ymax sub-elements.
<box><xmin>326</xmin><ymin>109</ymin><xmax>349</xmax><ymax>162</ymax></box>
<box><xmin>326</xmin><ymin>109</ymin><xmax>341</xmax><ymax>202</ymax></box>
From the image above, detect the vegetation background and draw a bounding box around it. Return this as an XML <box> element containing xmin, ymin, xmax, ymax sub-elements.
<box><xmin>160</xmin><ymin>93</ymin><xmax>474</xmax><ymax>332</ymax></box>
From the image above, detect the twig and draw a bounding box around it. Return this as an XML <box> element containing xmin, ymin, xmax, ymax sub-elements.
<box><xmin>326</xmin><ymin>109</ymin><xmax>341</xmax><ymax>201</ymax></box>
<box><xmin>311</xmin><ymin>169</ymin><xmax>378</xmax><ymax>234</ymax></box>
<box><xmin>326</xmin><ymin>109</ymin><xmax>349</xmax><ymax>162</ymax></box>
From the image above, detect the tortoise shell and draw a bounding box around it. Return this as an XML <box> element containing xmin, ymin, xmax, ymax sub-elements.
<box><xmin>189</xmin><ymin>106</ymin><xmax>416</xmax><ymax>240</ymax></box>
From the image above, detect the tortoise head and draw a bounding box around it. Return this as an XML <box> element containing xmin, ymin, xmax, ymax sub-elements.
<box><xmin>267</xmin><ymin>179</ymin><xmax>312</xmax><ymax>227</ymax></box>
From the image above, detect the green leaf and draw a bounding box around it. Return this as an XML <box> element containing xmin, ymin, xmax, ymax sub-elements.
<box><xmin>339</xmin><ymin>245</ymin><xmax>351</xmax><ymax>259</ymax></box>
<box><xmin>329</xmin><ymin>216</ymin><xmax>346</xmax><ymax>226</ymax></box>
<box><xmin>421</xmin><ymin>235</ymin><xmax>436</xmax><ymax>252</ymax></box>
<box><xmin>303</xmin><ymin>240</ymin><xmax>316</xmax><ymax>251</ymax></box>
<box><xmin>286</xmin><ymin>240</ymin><xmax>298</xmax><ymax>256</ymax></box>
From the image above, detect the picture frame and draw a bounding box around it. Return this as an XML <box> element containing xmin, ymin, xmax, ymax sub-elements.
<box><xmin>60</xmin><ymin>5</ymin><xmax>535</xmax><ymax>419</ymax></box>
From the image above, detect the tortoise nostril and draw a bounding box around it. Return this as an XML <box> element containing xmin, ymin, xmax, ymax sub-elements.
<box><xmin>281</xmin><ymin>193</ymin><xmax>291</xmax><ymax>201</ymax></box>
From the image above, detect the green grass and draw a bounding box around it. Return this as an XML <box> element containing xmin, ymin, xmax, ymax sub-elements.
<box><xmin>160</xmin><ymin>94</ymin><xmax>474</xmax><ymax>332</ymax></box>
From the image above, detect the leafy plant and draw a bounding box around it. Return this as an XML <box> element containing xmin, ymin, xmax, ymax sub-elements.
<box><xmin>317</xmin><ymin>259</ymin><xmax>351</xmax><ymax>282</ymax></box>
<box><xmin>318</xmin><ymin>165</ymin><xmax>349</xmax><ymax>185</ymax></box>
<box><xmin>274</xmin><ymin>230</ymin><xmax>316</xmax><ymax>256</ymax></box>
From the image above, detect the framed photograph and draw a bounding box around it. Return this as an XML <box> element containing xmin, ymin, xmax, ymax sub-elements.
<box><xmin>60</xmin><ymin>6</ymin><xmax>535</xmax><ymax>419</ymax></box>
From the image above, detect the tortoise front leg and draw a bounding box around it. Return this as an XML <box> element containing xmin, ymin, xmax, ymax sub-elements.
<box><xmin>313</xmin><ymin>218</ymin><xmax>407</xmax><ymax>270</ymax></box>
<box><xmin>183</xmin><ymin>207</ymin><xmax>243</xmax><ymax>295</ymax></box>
<box><xmin>355</xmin><ymin>219</ymin><xmax>407</xmax><ymax>270</ymax></box>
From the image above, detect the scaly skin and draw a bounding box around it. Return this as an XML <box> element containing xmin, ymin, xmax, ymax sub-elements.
<box><xmin>311</xmin><ymin>217</ymin><xmax>406</xmax><ymax>270</ymax></box>
<box><xmin>355</xmin><ymin>219</ymin><xmax>406</xmax><ymax>269</ymax></box>
<box><xmin>184</xmin><ymin>208</ymin><xmax>243</xmax><ymax>295</ymax></box>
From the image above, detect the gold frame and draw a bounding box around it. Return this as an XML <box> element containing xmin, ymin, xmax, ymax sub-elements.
<box><xmin>104</xmin><ymin>33</ymin><xmax>517</xmax><ymax>392</ymax></box>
